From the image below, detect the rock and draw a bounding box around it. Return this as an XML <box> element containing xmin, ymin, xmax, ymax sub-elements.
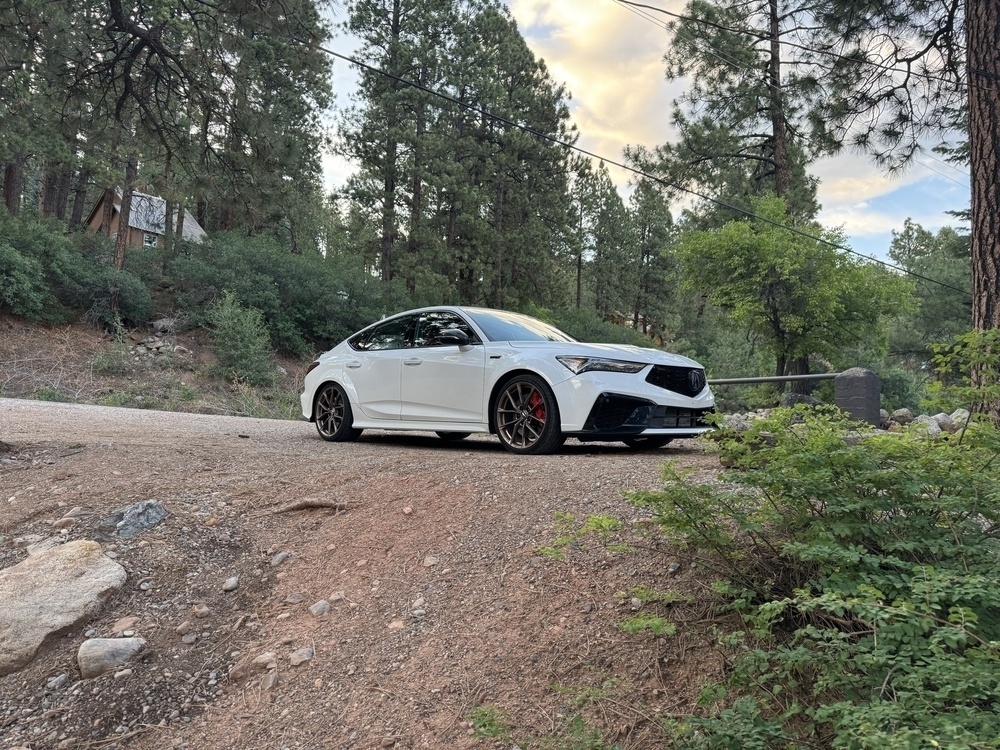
<box><xmin>260</xmin><ymin>671</ymin><xmax>279</xmax><ymax>691</ymax></box>
<box><xmin>289</xmin><ymin>647</ymin><xmax>314</xmax><ymax>666</ymax></box>
<box><xmin>46</xmin><ymin>673</ymin><xmax>69</xmax><ymax>690</ymax></box>
<box><xmin>0</xmin><ymin>540</ymin><xmax>126</xmax><ymax>677</ymax></box>
<box><xmin>913</xmin><ymin>414</ymin><xmax>943</xmax><ymax>438</ymax></box>
<box><xmin>252</xmin><ymin>652</ymin><xmax>278</xmax><ymax>670</ymax></box>
<box><xmin>175</xmin><ymin>620</ymin><xmax>193</xmax><ymax>635</ymax></box>
<box><xmin>309</xmin><ymin>600</ymin><xmax>330</xmax><ymax>617</ymax></box>
<box><xmin>51</xmin><ymin>517</ymin><xmax>77</xmax><ymax>530</ymax></box>
<box><xmin>284</xmin><ymin>592</ymin><xmax>305</xmax><ymax>604</ymax></box>
<box><xmin>667</xmin><ymin>562</ymin><xmax>681</xmax><ymax>576</ymax></box>
<box><xmin>879</xmin><ymin>409</ymin><xmax>891</xmax><ymax>428</ymax></box>
<box><xmin>192</xmin><ymin>604</ymin><xmax>211</xmax><ymax>618</ymax></box>
<box><xmin>890</xmin><ymin>408</ymin><xmax>913</xmax><ymax>425</ymax></box>
<box><xmin>422</xmin><ymin>555</ymin><xmax>439</xmax><ymax>568</ymax></box>
<box><xmin>931</xmin><ymin>412</ymin><xmax>957</xmax><ymax>433</ymax></box>
<box><xmin>778</xmin><ymin>392</ymin><xmax>824</xmax><ymax>408</ymax></box>
<box><xmin>101</xmin><ymin>500</ymin><xmax>168</xmax><ymax>539</ymax></box>
<box><xmin>270</xmin><ymin>552</ymin><xmax>291</xmax><ymax>567</ymax></box>
<box><xmin>110</xmin><ymin>616</ymin><xmax>139</xmax><ymax>635</ymax></box>
<box><xmin>77</xmin><ymin>637</ymin><xmax>146</xmax><ymax>679</ymax></box>
<box><xmin>951</xmin><ymin>408</ymin><xmax>971</xmax><ymax>426</ymax></box>
<box><xmin>222</xmin><ymin>576</ymin><xmax>239</xmax><ymax>592</ymax></box>
<box><xmin>151</xmin><ymin>317</ymin><xmax>177</xmax><ymax>334</ymax></box>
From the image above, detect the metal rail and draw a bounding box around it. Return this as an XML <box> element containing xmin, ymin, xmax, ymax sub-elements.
<box><xmin>709</xmin><ymin>373</ymin><xmax>839</xmax><ymax>385</ymax></box>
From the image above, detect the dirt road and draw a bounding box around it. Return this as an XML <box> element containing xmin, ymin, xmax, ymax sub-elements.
<box><xmin>0</xmin><ymin>399</ymin><xmax>722</xmax><ymax>750</ymax></box>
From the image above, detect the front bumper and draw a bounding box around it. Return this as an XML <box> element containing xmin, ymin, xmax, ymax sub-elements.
<box><xmin>563</xmin><ymin>392</ymin><xmax>714</xmax><ymax>439</ymax></box>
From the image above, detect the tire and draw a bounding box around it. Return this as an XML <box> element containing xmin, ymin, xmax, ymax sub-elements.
<box><xmin>622</xmin><ymin>435</ymin><xmax>673</xmax><ymax>451</ymax></box>
<box><xmin>314</xmin><ymin>383</ymin><xmax>363</xmax><ymax>442</ymax></box>
<box><xmin>494</xmin><ymin>374</ymin><xmax>565</xmax><ymax>455</ymax></box>
<box><xmin>435</xmin><ymin>431</ymin><xmax>471</xmax><ymax>442</ymax></box>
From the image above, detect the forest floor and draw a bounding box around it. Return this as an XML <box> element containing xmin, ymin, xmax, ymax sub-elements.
<box><xmin>0</xmin><ymin>318</ymin><xmax>728</xmax><ymax>750</ymax></box>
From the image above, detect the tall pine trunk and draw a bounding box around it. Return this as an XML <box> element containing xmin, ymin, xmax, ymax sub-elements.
<box><xmin>2</xmin><ymin>155</ymin><xmax>25</xmax><ymax>215</ymax></box>
<box><xmin>767</xmin><ymin>0</ymin><xmax>791</xmax><ymax>199</ymax></box>
<box><xmin>968</xmin><ymin>0</ymin><xmax>1000</xmax><ymax>332</ymax></box>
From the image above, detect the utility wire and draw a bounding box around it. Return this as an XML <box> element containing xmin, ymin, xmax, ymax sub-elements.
<box><xmin>315</xmin><ymin>43</ymin><xmax>973</xmax><ymax>301</ymax></box>
<box><xmin>612</xmin><ymin>0</ymin><xmax>970</xmax><ymax>186</ymax></box>
<box><xmin>616</xmin><ymin>0</ymin><xmax>978</xmax><ymax>93</ymax></box>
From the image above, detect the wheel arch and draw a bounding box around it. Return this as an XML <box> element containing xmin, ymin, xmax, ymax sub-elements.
<box><xmin>487</xmin><ymin>368</ymin><xmax>555</xmax><ymax>434</ymax></box>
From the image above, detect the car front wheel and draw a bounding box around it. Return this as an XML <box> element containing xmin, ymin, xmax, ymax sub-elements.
<box><xmin>314</xmin><ymin>383</ymin><xmax>363</xmax><ymax>442</ymax></box>
<box><xmin>494</xmin><ymin>375</ymin><xmax>564</xmax><ymax>455</ymax></box>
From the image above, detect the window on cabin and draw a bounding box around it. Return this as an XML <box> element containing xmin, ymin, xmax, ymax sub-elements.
<box><xmin>143</xmin><ymin>233</ymin><xmax>158</xmax><ymax>248</ymax></box>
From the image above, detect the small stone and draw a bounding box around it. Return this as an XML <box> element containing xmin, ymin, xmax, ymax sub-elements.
<box><xmin>422</xmin><ymin>555</ymin><xmax>439</xmax><ymax>568</ymax></box>
<box><xmin>181</xmin><ymin>634</ymin><xmax>198</xmax><ymax>645</ymax></box>
<box><xmin>203</xmin><ymin>518</ymin><xmax>218</xmax><ymax>527</ymax></box>
<box><xmin>667</xmin><ymin>562</ymin><xmax>681</xmax><ymax>576</ymax></box>
<box><xmin>111</xmin><ymin>616</ymin><xmax>139</xmax><ymax>634</ymax></box>
<box><xmin>77</xmin><ymin>638</ymin><xmax>146</xmax><ymax>679</ymax></box>
<box><xmin>289</xmin><ymin>647</ymin><xmax>314</xmax><ymax>666</ymax></box>
<box><xmin>388</xmin><ymin>619</ymin><xmax>405</xmax><ymax>630</ymax></box>
<box><xmin>284</xmin><ymin>593</ymin><xmax>305</xmax><ymax>604</ymax></box>
<box><xmin>222</xmin><ymin>577</ymin><xmax>239</xmax><ymax>592</ymax></box>
<box><xmin>260</xmin><ymin>671</ymin><xmax>279</xmax><ymax>691</ymax></box>
<box><xmin>412</xmin><ymin>598</ymin><xmax>425</xmax><ymax>609</ymax></box>
<box><xmin>252</xmin><ymin>652</ymin><xmax>278</xmax><ymax>670</ymax></box>
<box><xmin>46</xmin><ymin>673</ymin><xmax>69</xmax><ymax>690</ymax></box>
<box><xmin>175</xmin><ymin>621</ymin><xmax>193</xmax><ymax>635</ymax></box>
<box><xmin>402</xmin><ymin>507</ymin><xmax>413</xmax><ymax>515</ymax></box>
<box><xmin>114</xmin><ymin>668</ymin><xmax>133</xmax><ymax>678</ymax></box>
<box><xmin>52</xmin><ymin>517</ymin><xmax>76</xmax><ymax>530</ymax></box>
<box><xmin>192</xmin><ymin>604</ymin><xmax>211</xmax><ymax>619</ymax></box>
<box><xmin>309</xmin><ymin>600</ymin><xmax>330</xmax><ymax>617</ymax></box>
<box><xmin>271</xmin><ymin>552</ymin><xmax>291</xmax><ymax>567</ymax></box>
<box><xmin>630</xmin><ymin>597</ymin><xmax>643</xmax><ymax>611</ymax></box>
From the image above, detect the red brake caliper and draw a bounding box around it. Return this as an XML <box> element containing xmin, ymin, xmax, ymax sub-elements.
<box><xmin>529</xmin><ymin>391</ymin><xmax>545</xmax><ymax>421</ymax></box>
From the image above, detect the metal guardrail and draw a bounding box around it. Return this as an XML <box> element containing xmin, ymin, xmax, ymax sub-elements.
<box><xmin>706</xmin><ymin>369</ymin><xmax>882</xmax><ymax>426</ymax></box>
<box><xmin>708</xmin><ymin>373</ymin><xmax>839</xmax><ymax>385</ymax></box>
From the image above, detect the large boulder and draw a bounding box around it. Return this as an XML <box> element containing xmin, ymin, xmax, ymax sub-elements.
<box><xmin>0</xmin><ymin>540</ymin><xmax>126</xmax><ymax>676</ymax></box>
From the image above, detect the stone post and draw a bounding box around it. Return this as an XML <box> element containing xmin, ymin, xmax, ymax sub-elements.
<box><xmin>835</xmin><ymin>368</ymin><xmax>881</xmax><ymax>425</ymax></box>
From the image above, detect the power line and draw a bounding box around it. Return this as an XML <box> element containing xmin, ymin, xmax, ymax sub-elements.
<box><xmin>612</xmin><ymin>0</ymin><xmax>970</xmax><ymax>187</ymax></box>
<box><xmin>615</xmin><ymin>0</ymin><xmax>977</xmax><ymax>93</ymax></box>
<box><xmin>314</xmin><ymin>43</ymin><xmax>973</xmax><ymax>301</ymax></box>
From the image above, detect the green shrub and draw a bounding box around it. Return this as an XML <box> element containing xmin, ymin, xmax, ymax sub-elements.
<box><xmin>169</xmin><ymin>233</ymin><xmax>405</xmax><ymax>354</ymax></box>
<box><xmin>632</xmin><ymin>407</ymin><xmax>1000</xmax><ymax>748</ymax></box>
<box><xmin>209</xmin><ymin>291</ymin><xmax>275</xmax><ymax>387</ymax></box>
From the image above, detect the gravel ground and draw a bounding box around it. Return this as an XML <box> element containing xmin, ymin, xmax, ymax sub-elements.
<box><xmin>0</xmin><ymin>398</ymin><xmax>725</xmax><ymax>750</ymax></box>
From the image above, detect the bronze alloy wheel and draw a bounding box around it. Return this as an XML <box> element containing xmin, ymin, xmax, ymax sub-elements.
<box><xmin>314</xmin><ymin>383</ymin><xmax>362</xmax><ymax>442</ymax></box>
<box><xmin>494</xmin><ymin>375</ymin><xmax>564</xmax><ymax>454</ymax></box>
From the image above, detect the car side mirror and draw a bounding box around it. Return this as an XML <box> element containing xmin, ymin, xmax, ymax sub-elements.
<box><xmin>437</xmin><ymin>328</ymin><xmax>471</xmax><ymax>347</ymax></box>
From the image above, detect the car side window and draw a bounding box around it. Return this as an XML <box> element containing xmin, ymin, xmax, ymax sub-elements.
<box><xmin>414</xmin><ymin>312</ymin><xmax>479</xmax><ymax>348</ymax></box>
<box><xmin>351</xmin><ymin>315</ymin><xmax>415</xmax><ymax>351</ymax></box>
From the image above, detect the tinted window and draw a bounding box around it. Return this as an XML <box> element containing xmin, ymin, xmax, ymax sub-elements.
<box><xmin>465</xmin><ymin>310</ymin><xmax>576</xmax><ymax>342</ymax></box>
<box><xmin>350</xmin><ymin>315</ymin><xmax>415</xmax><ymax>351</ymax></box>
<box><xmin>414</xmin><ymin>311</ymin><xmax>479</xmax><ymax>347</ymax></box>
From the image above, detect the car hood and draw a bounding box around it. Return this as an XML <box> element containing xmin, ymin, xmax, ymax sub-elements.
<box><xmin>499</xmin><ymin>341</ymin><xmax>704</xmax><ymax>368</ymax></box>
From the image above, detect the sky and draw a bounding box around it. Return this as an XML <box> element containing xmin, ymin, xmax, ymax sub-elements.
<box><xmin>322</xmin><ymin>0</ymin><xmax>971</xmax><ymax>262</ymax></box>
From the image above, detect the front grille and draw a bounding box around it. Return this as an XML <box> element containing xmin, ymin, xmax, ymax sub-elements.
<box><xmin>649</xmin><ymin>406</ymin><xmax>714</xmax><ymax>429</ymax></box>
<box><xmin>646</xmin><ymin>365</ymin><xmax>706</xmax><ymax>397</ymax></box>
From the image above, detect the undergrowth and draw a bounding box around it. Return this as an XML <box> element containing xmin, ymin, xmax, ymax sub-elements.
<box><xmin>630</xmin><ymin>406</ymin><xmax>1000</xmax><ymax>748</ymax></box>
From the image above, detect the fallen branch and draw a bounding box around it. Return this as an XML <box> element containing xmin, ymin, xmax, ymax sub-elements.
<box><xmin>251</xmin><ymin>498</ymin><xmax>351</xmax><ymax>517</ymax></box>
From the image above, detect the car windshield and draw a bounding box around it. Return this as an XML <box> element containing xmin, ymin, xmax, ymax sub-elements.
<box><xmin>465</xmin><ymin>309</ymin><xmax>577</xmax><ymax>343</ymax></box>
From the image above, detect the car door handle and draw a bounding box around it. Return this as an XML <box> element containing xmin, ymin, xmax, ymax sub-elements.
<box><xmin>402</xmin><ymin>357</ymin><xmax>422</xmax><ymax>366</ymax></box>
<box><xmin>346</xmin><ymin>361</ymin><xmax>362</xmax><ymax>369</ymax></box>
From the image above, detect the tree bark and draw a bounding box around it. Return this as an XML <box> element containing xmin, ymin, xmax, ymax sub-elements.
<box><xmin>2</xmin><ymin>155</ymin><xmax>25</xmax><ymax>215</ymax></box>
<box><xmin>768</xmin><ymin>0</ymin><xmax>791</xmax><ymax>199</ymax></box>
<box><xmin>69</xmin><ymin>169</ymin><xmax>92</xmax><ymax>228</ymax></box>
<box><xmin>968</xmin><ymin>0</ymin><xmax>1000</xmax><ymax>331</ymax></box>
<box><xmin>113</xmin><ymin>154</ymin><xmax>138</xmax><ymax>273</ymax></box>
<box><xmin>379</xmin><ymin>0</ymin><xmax>403</xmax><ymax>285</ymax></box>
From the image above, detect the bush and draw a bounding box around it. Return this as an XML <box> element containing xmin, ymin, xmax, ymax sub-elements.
<box><xmin>169</xmin><ymin>233</ymin><xmax>405</xmax><ymax>355</ymax></box>
<box><xmin>632</xmin><ymin>408</ymin><xmax>1000</xmax><ymax>748</ymax></box>
<box><xmin>209</xmin><ymin>291</ymin><xmax>275</xmax><ymax>386</ymax></box>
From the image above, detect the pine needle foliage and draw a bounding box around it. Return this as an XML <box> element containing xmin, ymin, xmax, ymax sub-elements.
<box><xmin>631</xmin><ymin>407</ymin><xmax>1000</xmax><ymax>748</ymax></box>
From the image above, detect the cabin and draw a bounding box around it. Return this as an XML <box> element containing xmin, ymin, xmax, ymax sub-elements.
<box><xmin>86</xmin><ymin>190</ymin><xmax>206</xmax><ymax>249</ymax></box>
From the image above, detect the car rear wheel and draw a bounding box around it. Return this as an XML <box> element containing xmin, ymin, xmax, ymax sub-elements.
<box><xmin>435</xmin><ymin>431</ymin><xmax>471</xmax><ymax>442</ymax></box>
<box><xmin>622</xmin><ymin>435</ymin><xmax>673</xmax><ymax>450</ymax></box>
<box><xmin>314</xmin><ymin>383</ymin><xmax>363</xmax><ymax>442</ymax></box>
<box><xmin>494</xmin><ymin>375</ymin><xmax>564</xmax><ymax>455</ymax></box>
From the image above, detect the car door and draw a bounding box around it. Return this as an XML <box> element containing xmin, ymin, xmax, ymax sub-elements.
<box><xmin>345</xmin><ymin>315</ymin><xmax>415</xmax><ymax>420</ymax></box>
<box><xmin>399</xmin><ymin>311</ymin><xmax>486</xmax><ymax>423</ymax></box>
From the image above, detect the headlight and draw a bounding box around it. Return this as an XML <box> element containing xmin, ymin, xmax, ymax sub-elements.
<box><xmin>556</xmin><ymin>356</ymin><xmax>647</xmax><ymax>375</ymax></box>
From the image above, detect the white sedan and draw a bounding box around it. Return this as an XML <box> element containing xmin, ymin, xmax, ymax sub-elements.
<box><xmin>300</xmin><ymin>307</ymin><xmax>715</xmax><ymax>454</ymax></box>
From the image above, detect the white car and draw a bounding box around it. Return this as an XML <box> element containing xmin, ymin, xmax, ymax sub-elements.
<box><xmin>300</xmin><ymin>307</ymin><xmax>715</xmax><ymax>454</ymax></box>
